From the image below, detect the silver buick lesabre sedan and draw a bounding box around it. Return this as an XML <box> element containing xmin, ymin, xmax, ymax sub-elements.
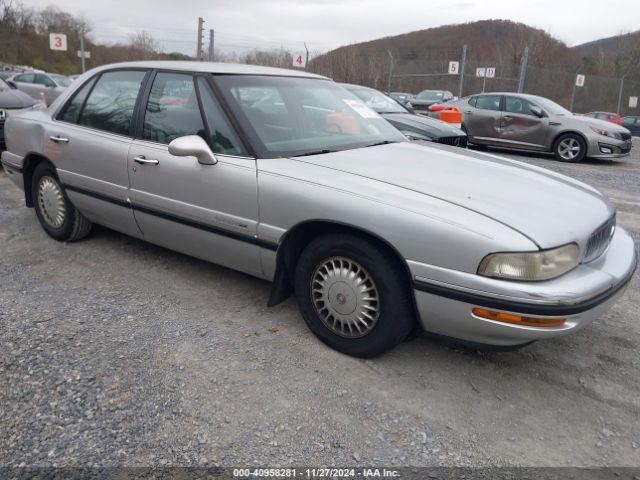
<box><xmin>1</xmin><ymin>61</ymin><xmax>637</xmax><ymax>357</ymax></box>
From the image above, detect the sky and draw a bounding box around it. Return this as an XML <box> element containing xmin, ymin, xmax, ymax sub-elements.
<box><xmin>23</xmin><ymin>0</ymin><xmax>640</xmax><ymax>56</ymax></box>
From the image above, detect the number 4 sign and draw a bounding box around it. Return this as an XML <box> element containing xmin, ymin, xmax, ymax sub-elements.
<box><xmin>292</xmin><ymin>53</ymin><xmax>307</xmax><ymax>68</ymax></box>
<box><xmin>49</xmin><ymin>33</ymin><xmax>68</xmax><ymax>51</ymax></box>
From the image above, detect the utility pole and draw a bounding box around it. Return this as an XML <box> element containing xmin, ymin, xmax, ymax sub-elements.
<box><xmin>196</xmin><ymin>17</ymin><xmax>205</xmax><ymax>61</ymax></box>
<box><xmin>79</xmin><ymin>34</ymin><xmax>86</xmax><ymax>73</ymax></box>
<box><xmin>304</xmin><ymin>42</ymin><xmax>309</xmax><ymax>71</ymax></box>
<box><xmin>569</xmin><ymin>77</ymin><xmax>577</xmax><ymax>112</ymax></box>
<box><xmin>616</xmin><ymin>75</ymin><xmax>625</xmax><ymax>115</ymax></box>
<box><xmin>517</xmin><ymin>46</ymin><xmax>529</xmax><ymax>93</ymax></box>
<box><xmin>387</xmin><ymin>50</ymin><xmax>394</xmax><ymax>93</ymax></box>
<box><xmin>208</xmin><ymin>29</ymin><xmax>215</xmax><ymax>61</ymax></box>
<box><xmin>458</xmin><ymin>44</ymin><xmax>467</xmax><ymax>98</ymax></box>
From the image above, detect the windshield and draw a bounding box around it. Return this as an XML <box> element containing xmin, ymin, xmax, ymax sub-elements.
<box><xmin>417</xmin><ymin>90</ymin><xmax>446</xmax><ymax>101</ymax></box>
<box><xmin>214</xmin><ymin>75</ymin><xmax>406</xmax><ymax>158</ymax></box>
<box><xmin>531</xmin><ymin>96</ymin><xmax>572</xmax><ymax>116</ymax></box>
<box><xmin>51</xmin><ymin>74</ymin><xmax>72</xmax><ymax>87</ymax></box>
<box><xmin>347</xmin><ymin>86</ymin><xmax>407</xmax><ymax>114</ymax></box>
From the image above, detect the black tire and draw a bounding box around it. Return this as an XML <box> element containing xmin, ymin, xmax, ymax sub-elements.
<box><xmin>553</xmin><ymin>133</ymin><xmax>586</xmax><ymax>163</ymax></box>
<box><xmin>294</xmin><ymin>233</ymin><xmax>415</xmax><ymax>358</ymax></box>
<box><xmin>31</xmin><ymin>162</ymin><xmax>92</xmax><ymax>242</ymax></box>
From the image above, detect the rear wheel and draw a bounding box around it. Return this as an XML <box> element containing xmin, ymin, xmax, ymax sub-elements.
<box><xmin>32</xmin><ymin>162</ymin><xmax>92</xmax><ymax>241</ymax></box>
<box><xmin>294</xmin><ymin>233</ymin><xmax>415</xmax><ymax>357</ymax></box>
<box><xmin>553</xmin><ymin>133</ymin><xmax>586</xmax><ymax>162</ymax></box>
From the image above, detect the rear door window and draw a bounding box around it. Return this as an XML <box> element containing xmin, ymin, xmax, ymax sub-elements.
<box><xmin>475</xmin><ymin>95</ymin><xmax>501</xmax><ymax>111</ymax></box>
<box><xmin>58</xmin><ymin>76</ymin><xmax>98</xmax><ymax>124</ymax></box>
<box><xmin>15</xmin><ymin>73</ymin><xmax>35</xmax><ymax>83</ymax></box>
<box><xmin>78</xmin><ymin>70</ymin><xmax>146</xmax><ymax>136</ymax></box>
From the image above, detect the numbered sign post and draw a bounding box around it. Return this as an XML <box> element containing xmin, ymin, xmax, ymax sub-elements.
<box><xmin>575</xmin><ymin>74</ymin><xmax>585</xmax><ymax>87</ymax></box>
<box><xmin>476</xmin><ymin>67</ymin><xmax>495</xmax><ymax>93</ymax></box>
<box><xmin>292</xmin><ymin>53</ymin><xmax>307</xmax><ymax>68</ymax></box>
<box><xmin>448</xmin><ymin>61</ymin><xmax>459</xmax><ymax>75</ymax></box>
<box><xmin>49</xmin><ymin>33</ymin><xmax>68</xmax><ymax>51</ymax></box>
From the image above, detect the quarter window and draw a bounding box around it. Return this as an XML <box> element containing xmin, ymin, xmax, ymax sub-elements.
<box><xmin>196</xmin><ymin>77</ymin><xmax>248</xmax><ymax>156</ymax></box>
<box><xmin>34</xmin><ymin>74</ymin><xmax>54</xmax><ymax>87</ymax></box>
<box><xmin>143</xmin><ymin>72</ymin><xmax>205</xmax><ymax>144</ymax></box>
<box><xmin>78</xmin><ymin>70</ymin><xmax>145</xmax><ymax>136</ymax></box>
<box><xmin>475</xmin><ymin>95</ymin><xmax>501</xmax><ymax>111</ymax></box>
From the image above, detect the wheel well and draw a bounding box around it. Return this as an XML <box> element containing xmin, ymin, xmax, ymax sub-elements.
<box><xmin>22</xmin><ymin>153</ymin><xmax>52</xmax><ymax>208</ymax></box>
<box><xmin>267</xmin><ymin>220</ymin><xmax>415</xmax><ymax>309</ymax></box>
<box><xmin>552</xmin><ymin>130</ymin><xmax>588</xmax><ymax>151</ymax></box>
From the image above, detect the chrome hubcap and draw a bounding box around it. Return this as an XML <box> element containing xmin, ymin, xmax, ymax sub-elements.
<box><xmin>311</xmin><ymin>257</ymin><xmax>380</xmax><ymax>338</ymax></box>
<box><xmin>37</xmin><ymin>176</ymin><xmax>66</xmax><ymax>229</ymax></box>
<box><xmin>558</xmin><ymin>138</ymin><xmax>581</xmax><ymax>160</ymax></box>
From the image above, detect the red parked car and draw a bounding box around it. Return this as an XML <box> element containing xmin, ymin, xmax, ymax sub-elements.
<box><xmin>583</xmin><ymin>111</ymin><xmax>624</xmax><ymax>125</ymax></box>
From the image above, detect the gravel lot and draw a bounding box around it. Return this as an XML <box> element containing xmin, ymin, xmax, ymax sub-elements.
<box><xmin>1</xmin><ymin>140</ymin><xmax>639</xmax><ymax>469</ymax></box>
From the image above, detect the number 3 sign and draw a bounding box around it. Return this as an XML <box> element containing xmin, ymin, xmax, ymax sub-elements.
<box><xmin>292</xmin><ymin>52</ymin><xmax>307</xmax><ymax>68</ymax></box>
<box><xmin>49</xmin><ymin>33</ymin><xmax>68</xmax><ymax>51</ymax></box>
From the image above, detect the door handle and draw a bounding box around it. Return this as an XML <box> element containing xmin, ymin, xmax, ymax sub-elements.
<box><xmin>49</xmin><ymin>135</ymin><xmax>69</xmax><ymax>144</ymax></box>
<box><xmin>464</xmin><ymin>110</ymin><xmax>473</xmax><ymax>114</ymax></box>
<box><xmin>503</xmin><ymin>115</ymin><xmax>513</xmax><ymax>120</ymax></box>
<box><xmin>133</xmin><ymin>155</ymin><xmax>159</xmax><ymax>165</ymax></box>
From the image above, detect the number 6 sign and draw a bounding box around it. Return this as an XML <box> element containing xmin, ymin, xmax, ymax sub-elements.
<box><xmin>49</xmin><ymin>33</ymin><xmax>68</xmax><ymax>51</ymax></box>
<box><xmin>292</xmin><ymin>52</ymin><xmax>307</xmax><ymax>68</ymax></box>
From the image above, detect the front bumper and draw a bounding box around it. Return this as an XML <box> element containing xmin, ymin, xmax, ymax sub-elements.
<box><xmin>587</xmin><ymin>136</ymin><xmax>633</xmax><ymax>159</ymax></box>
<box><xmin>409</xmin><ymin>227</ymin><xmax>637</xmax><ymax>346</ymax></box>
<box><xmin>1</xmin><ymin>150</ymin><xmax>25</xmax><ymax>190</ymax></box>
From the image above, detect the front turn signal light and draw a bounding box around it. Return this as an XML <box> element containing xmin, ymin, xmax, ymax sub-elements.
<box><xmin>472</xmin><ymin>307</ymin><xmax>566</xmax><ymax>328</ymax></box>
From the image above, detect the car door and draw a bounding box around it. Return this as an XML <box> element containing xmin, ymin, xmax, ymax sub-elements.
<box><xmin>462</xmin><ymin>94</ymin><xmax>503</xmax><ymax>144</ymax></box>
<box><xmin>127</xmin><ymin>71</ymin><xmax>262</xmax><ymax>277</ymax></box>
<box><xmin>34</xmin><ymin>74</ymin><xmax>58</xmax><ymax>105</ymax></box>
<box><xmin>49</xmin><ymin>69</ymin><xmax>147</xmax><ymax>237</ymax></box>
<box><xmin>12</xmin><ymin>73</ymin><xmax>38</xmax><ymax>100</ymax></box>
<box><xmin>498</xmin><ymin>96</ymin><xmax>548</xmax><ymax>150</ymax></box>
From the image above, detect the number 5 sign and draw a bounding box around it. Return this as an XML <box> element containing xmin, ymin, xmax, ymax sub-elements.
<box><xmin>292</xmin><ymin>52</ymin><xmax>307</xmax><ymax>68</ymax></box>
<box><xmin>49</xmin><ymin>33</ymin><xmax>68</xmax><ymax>51</ymax></box>
<box><xmin>448</xmin><ymin>61</ymin><xmax>459</xmax><ymax>75</ymax></box>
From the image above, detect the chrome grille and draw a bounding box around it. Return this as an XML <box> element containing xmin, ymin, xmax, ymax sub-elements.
<box><xmin>584</xmin><ymin>215</ymin><xmax>616</xmax><ymax>263</ymax></box>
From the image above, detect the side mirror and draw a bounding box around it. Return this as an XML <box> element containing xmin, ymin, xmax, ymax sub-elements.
<box><xmin>168</xmin><ymin>135</ymin><xmax>217</xmax><ymax>165</ymax></box>
<box><xmin>7</xmin><ymin>80</ymin><xmax>17</xmax><ymax>89</ymax></box>
<box><xmin>405</xmin><ymin>102</ymin><xmax>415</xmax><ymax>114</ymax></box>
<box><xmin>531</xmin><ymin>106</ymin><xmax>544</xmax><ymax>118</ymax></box>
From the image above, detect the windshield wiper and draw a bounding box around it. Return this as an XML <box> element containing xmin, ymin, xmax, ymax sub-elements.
<box><xmin>293</xmin><ymin>149</ymin><xmax>333</xmax><ymax>157</ymax></box>
<box><xmin>361</xmin><ymin>140</ymin><xmax>398</xmax><ymax>148</ymax></box>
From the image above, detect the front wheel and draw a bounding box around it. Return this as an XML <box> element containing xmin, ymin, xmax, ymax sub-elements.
<box><xmin>32</xmin><ymin>162</ymin><xmax>93</xmax><ymax>241</ymax></box>
<box><xmin>294</xmin><ymin>233</ymin><xmax>415</xmax><ymax>357</ymax></box>
<box><xmin>554</xmin><ymin>133</ymin><xmax>586</xmax><ymax>162</ymax></box>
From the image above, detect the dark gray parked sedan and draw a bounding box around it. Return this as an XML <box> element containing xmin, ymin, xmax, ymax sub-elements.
<box><xmin>450</xmin><ymin>93</ymin><xmax>633</xmax><ymax>162</ymax></box>
<box><xmin>342</xmin><ymin>84</ymin><xmax>467</xmax><ymax>147</ymax></box>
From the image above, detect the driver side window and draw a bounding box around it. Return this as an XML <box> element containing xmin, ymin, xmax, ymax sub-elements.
<box><xmin>505</xmin><ymin>97</ymin><xmax>537</xmax><ymax>116</ymax></box>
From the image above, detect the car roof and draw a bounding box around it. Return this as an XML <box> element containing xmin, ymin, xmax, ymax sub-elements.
<box><xmin>88</xmin><ymin>61</ymin><xmax>329</xmax><ymax>79</ymax></box>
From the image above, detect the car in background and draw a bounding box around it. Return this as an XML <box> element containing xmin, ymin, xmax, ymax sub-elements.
<box><xmin>388</xmin><ymin>91</ymin><xmax>415</xmax><ymax>107</ymax></box>
<box><xmin>342</xmin><ymin>83</ymin><xmax>467</xmax><ymax>148</ymax></box>
<box><xmin>0</xmin><ymin>77</ymin><xmax>43</xmax><ymax>151</ymax></box>
<box><xmin>0</xmin><ymin>71</ymin><xmax>19</xmax><ymax>81</ymax></box>
<box><xmin>410</xmin><ymin>89</ymin><xmax>455</xmax><ymax>114</ymax></box>
<box><xmin>448</xmin><ymin>93</ymin><xmax>632</xmax><ymax>162</ymax></box>
<box><xmin>9</xmin><ymin>72</ymin><xmax>71</xmax><ymax>105</ymax></box>
<box><xmin>622</xmin><ymin>116</ymin><xmax>640</xmax><ymax>136</ymax></box>
<box><xmin>583</xmin><ymin>111</ymin><xmax>624</xmax><ymax>126</ymax></box>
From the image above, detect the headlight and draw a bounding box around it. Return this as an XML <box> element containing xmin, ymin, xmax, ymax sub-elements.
<box><xmin>478</xmin><ymin>244</ymin><xmax>580</xmax><ymax>281</ymax></box>
<box><xmin>590</xmin><ymin>126</ymin><xmax>622</xmax><ymax>140</ymax></box>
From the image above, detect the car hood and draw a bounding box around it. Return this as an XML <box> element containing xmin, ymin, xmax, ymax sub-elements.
<box><xmin>0</xmin><ymin>88</ymin><xmax>37</xmax><ymax>108</ymax></box>
<box><xmin>292</xmin><ymin>142</ymin><xmax>614</xmax><ymax>249</ymax></box>
<box><xmin>561</xmin><ymin>114</ymin><xmax>630</xmax><ymax>132</ymax></box>
<box><xmin>381</xmin><ymin>112</ymin><xmax>464</xmax><ymax>137</ymax></box>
